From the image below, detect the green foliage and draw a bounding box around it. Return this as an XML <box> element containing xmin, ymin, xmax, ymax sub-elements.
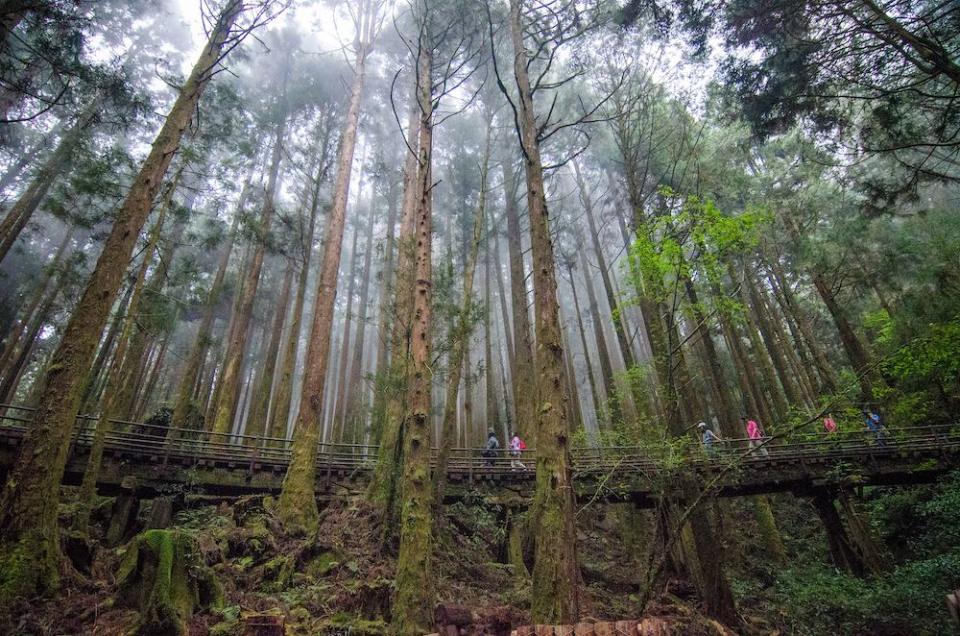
<box><xmin>772</xmin><ymin>474</ymin><xmax>960</xmax><ymax>635</ymax></box>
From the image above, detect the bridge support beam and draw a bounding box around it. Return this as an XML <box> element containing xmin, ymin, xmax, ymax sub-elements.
<box><xmin>810</xmin><ymin>489</ymin><xmax>885</xmax><ymax>577</ymax></box>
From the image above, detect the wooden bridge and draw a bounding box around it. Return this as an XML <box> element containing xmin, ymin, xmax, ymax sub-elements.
<box><xmin>0</xmin><ymin>403</ymin><xmax>958</xmax><ymax>506</ymax></box>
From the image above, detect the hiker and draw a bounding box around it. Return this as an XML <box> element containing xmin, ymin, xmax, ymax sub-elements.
<box><xmin>863</xmin><ymin>409</ymin><xmax>887</xmax><ymax>447</ymax></box>
<box><xmin>482</xmin><ymin>428</ymin><xmax>500</xmax><ymax>467</ymax></box>
<box><xmin>743</xmin><ymin>416</ymin><xmax>769</xmax><ymax>457</ymax></box>
<box><xmin>698</xmin><ymin>421</ymin><xmax>722</xmax><ymax>457</ymax></box>
<box><xmin>823</xmin><ymin>413</ymin><xmax>838</xmax><ymax>434</ymax></box>
<box><xmin>509</xmin><ymin>431</ymin><xmax>527</xmax><ymax>471</ymax></box>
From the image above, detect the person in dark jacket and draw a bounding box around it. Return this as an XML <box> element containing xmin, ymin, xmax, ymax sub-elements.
<box><xmin>482</xmin><ymin>428</ymin><xmax>500</xmax><ymax>467</ymax></box>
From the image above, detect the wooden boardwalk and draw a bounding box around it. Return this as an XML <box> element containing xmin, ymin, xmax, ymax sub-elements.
<box><xmin>0</xmin><ymin>404</ymin><xmax>958</xmax><ymax>504</ymax></box>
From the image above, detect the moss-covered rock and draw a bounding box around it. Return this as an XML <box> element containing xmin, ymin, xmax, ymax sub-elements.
<box><xmin>116</xmin><ymin>529</ymin><xmax>223</xmax><ymax>635</ymax></box>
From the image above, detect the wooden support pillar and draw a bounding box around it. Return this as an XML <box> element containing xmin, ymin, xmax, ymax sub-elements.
<box><xmin>810</xmin><ymin>491</ymin><xmax>865</xmax><ymax>576</ymax></box>
<box><xmin>837</xmin><ymin>489</ymin><xmax>886</xmax><ymax>576</ymax></box>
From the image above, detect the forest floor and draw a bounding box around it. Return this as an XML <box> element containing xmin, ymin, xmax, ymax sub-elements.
<box><xmin>5</xmin><ymin>488</ymin><xmax>764</xmax><ymax>636</ymax></box>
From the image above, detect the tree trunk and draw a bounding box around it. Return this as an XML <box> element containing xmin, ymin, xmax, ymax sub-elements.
<box><xmin>270</xmin><ymin>144</ymin><xmax>328</xmax><ymax>441</ymax></box>
<box><xmin>567</xmin><ymin>264</ymin><xmax>605</xmax><ymax>430</ymax></box>
<box><xmin>812</xmin><ymin>273</ymin><xmax>875</xmax><ymax>403</ymax></box>
<box><xmin>278</xmin><ymin>33</ymin><xmax>370</xmax><ymax>534</ymax></box>
<box><xmin>170</xmin><ymin>203</ymin><xmax>243</xmax><ymax>432</ymax></box>
<box><xmin>332</xmin><ymin>227</ymin><xmax>359</xmax><ymax>441</ymax></box>
<box><xmin>502</xmin><ymin>158</ymin><xmax>537</xmax><ymax>440</ymax></box>
<box><xmin>0</xmin><ymin>0</ymin><xmax>243</xmax><ymax>604</ymax></box>
<box><xmin>210</xmin><ymin>115</ymin><xmax>286</xmax><ymax>436</ymax></box>
<box><xmin>392</xmin><ymin>36</ymin><xmax>435</xmax><ymax>634</ymax></box>
<box><xmin>0</xmin><ymin>228</ymin><xmax>73</xmax><ymax>382</ymax></box>
<box><xmin>343</xmin><ymin>200</ymin><xmax>377</xmax><ymax>443</ymax></box>
<box><xmin>74</xmin><ymin>176</ymin><xmax>182</xmax><ymax>532</ymax></box>
<box><xmin>509</xmin><ymin>0</ymin><xmax>578</xmax><ymax>620</ymax></box>
<box><xmin>434</xmin><ymin>113</ymin><xmax>491</xmax><ymax>504</ymax></box>
<box><xmin>578</xmin><ymin>246</ymin><xmax>621</xmax><ymax>427</ymax></box>
<box><xmin>0</xmin><ymin>99</ymin><xmax>97</xmax><ymax>263</ymax></box>
<box><xmin>367</xmin><ymin>73</ymin><xmax>420</xmax><ymax>516</ymax></box>
<box><xmin>244</xmin><ymin>261</ymin><xmax>294</xmax><ymax>441</ymax></box>
<box><xmin>574</xmin><ymin>160</ymin><xmax>645</xmax><ymax>418</ymax></box>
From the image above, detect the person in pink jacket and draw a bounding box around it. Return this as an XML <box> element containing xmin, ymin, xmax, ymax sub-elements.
<box><xmin>742</xmin><ymin>416</ymin><xmax>769</xmax><ymax>457</ymax></box>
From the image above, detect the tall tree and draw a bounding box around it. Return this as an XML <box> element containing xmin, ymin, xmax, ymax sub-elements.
<box><xmin>277</xmin><ymin>0</ymin><xmax>381</xmax><ymax>533</ymax></box>
<box><xmin>0</xmin><ymin>0</ymin><xmax>258</xmax><ymax>604</ymax></box>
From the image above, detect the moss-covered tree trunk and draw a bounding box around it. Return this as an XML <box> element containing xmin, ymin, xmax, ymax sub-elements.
<box><xmin>211</xmin><ymin>115</ymin><xmax>286</xmax><ymax>436</ymax></box>
<box><xmin>74</xmin><ymin>191</ymin><xmax>173</xmax><ymax>533</ymax></box>
<box><xmin>0</xmin><ymin>0</ymin><xmax>243</xmax><ymax>605</ymax></box>
<box><xmin>392</xmin><ymin>35</ymin><xmax>435</xmax><ymax>635</ymax></box>
<box><xmin>367</xmin><ymin>77</ymin><xmax>420</xmax><ymax>518</ymax></box>
<box><xmin>509</xmin><ymin>0</ymin><xmax>579</xmax><ymax>621</ymax></box>
<box><xmin>434</xmin><ymin>112</ymin><xmax>491</xmax><ymax>505</ymax></box>
<box><xmin>278</xmin><ymin>31</ymin><xmax>371</xmax><ymax>534</ymax></box>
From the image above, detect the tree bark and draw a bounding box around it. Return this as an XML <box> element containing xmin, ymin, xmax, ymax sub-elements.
<box><xmin>0</xmin><ymin>0</ymin><xmax>243</xmax><ymax>604</ymax></box>
<box><xmin>392</xmin><ymin>35</ymin><xmax>435</xmax><ymax>634</ymax></box>
<box><xmin>509</xmin><ymin>0</ymin><xmax>578</xmax><ymax>620</ymax></box>
<box><xmin>278</xmin><ymin>30</ymin><xmax>370</xmax><ymax>534</ymax></box>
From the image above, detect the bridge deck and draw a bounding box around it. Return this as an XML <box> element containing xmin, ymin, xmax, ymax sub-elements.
<box><xmin>0</xmin><ymin>405</ymin><xmax>958</xmax><ymax>505</ymax></box>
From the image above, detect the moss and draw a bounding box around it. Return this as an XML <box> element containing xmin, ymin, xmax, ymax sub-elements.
<box><xmin>0</xmin><ymin>531</ymin><xmax>61</xmax><ymax>611</ymax></box>
<box><xmin>117</xmin><ymin>529</ymin><xmax>223</xmax><ymax>635</ymax></box>
<box><xmin>305</xmin><ymin>550</ymin><xmax>342</xmax><ymax>578</ymax></box>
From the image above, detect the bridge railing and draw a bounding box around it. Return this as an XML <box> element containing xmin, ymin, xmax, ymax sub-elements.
<box><xmin>1</xmin><ymin>404</ymin><xmax>958</xmax><ymax>475</ymax></box>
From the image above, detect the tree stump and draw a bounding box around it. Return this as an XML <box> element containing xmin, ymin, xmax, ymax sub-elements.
<box><xmin>116</xmin><ymin>529</ymin><xmax>222</xmax><ymax>635</ymax></box>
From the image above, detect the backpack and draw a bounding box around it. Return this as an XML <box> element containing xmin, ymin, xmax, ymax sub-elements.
<box><xmin>518</xmin><ymin>439</ymin><xmax>527</xmax><ymax>450</ymax></box>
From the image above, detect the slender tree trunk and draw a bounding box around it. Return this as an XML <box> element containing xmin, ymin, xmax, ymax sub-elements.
<box><xmin>765</xmin><ymin>257</ymin><xmax>838</xmax><ymax>392</ymax></box>
<box><xmin>0</xmin><ymin>100</ymin><xmax>97</xmax><ymax>263</ymax></box>
<box><xmin>502</xmin><ymin>159</ymin><xmax>537</xmax><ymax>439</ymax></box>
<box><xmin>434</xmin><ymin>114</ymin><xmax>491</xmax><ymax>504</ymax></box>
<box><xmin>812</xmin><ymin>273</ymin><xmax>875</xmax><ymax>403</ymax></box>
<box><xmin>574</xmin><ymin>160</ymin><xmax>645</xmax><ymax>418</ymax></box>
<box><xmin>371</xmin><ymin>173</ymin><xmax>401</xmax><ymax>434</ymax></box>
<box><xmin>278</xmin><ymin>30</ymin><xmax>371</xmax><ymax>533</ymax></box>
<box><xmin>509</xmin><ymin>0</ymin><xmax>578</xmax><ymax>620</ymax></box>
<box><xmin>567</xmin><ymin>264</ymin><xmax>604</xmax><ymax>429</ymax></box>
<box><xmin>211</xmin><ymin>116</ymin><xmax>286</xmax><ymax>435</ymax></box>
<box><xmin>0</xmin><ymin>2</ymin><xmax>243</xmax><ymax>603</ymax></box>
<box><xmin>332</xmin><ymin>228</ymin><xmax>360</xmax><ymax>441</ymax></box>
<box><xmin>393</xmin><ymin>33</ymin><xmax>434</xmax><ymax>634</ymax></box>
<box><xmin>579</xmin><ymin>246</ymin><xmax>621</xmax><ymax>426</ymax></box>
<box><xmin>344</xmin><ymin>201</ymin><xmax>376</xmax><ymax>444</ymax></box>
<box><xmin>244</xmin><ymin>261</ymin><xmax>294</xmax><ymax>441</ymax></box>
<box><xmin>74</xmin><ymin>184</ymin><xmax>176</xmax><ymax>533</ymax></box>
<box><xmin>171</xmin><ymin>206</ymin><xmax>242</xmax><ymax>431</ymax></box>
<box><xmin>270</xmin><ymin>146</ymin><xmax>328</xmax><ymax>440</ymax></box>
<box><xmin>367</xmin><ymin>73</ymin><xmax>420</xmax><ymax>515</ymax></box>
<box><xmin>0</xmin><ymin>228</ymin><xmax>73</xmax><ymax>380</ymax></box>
